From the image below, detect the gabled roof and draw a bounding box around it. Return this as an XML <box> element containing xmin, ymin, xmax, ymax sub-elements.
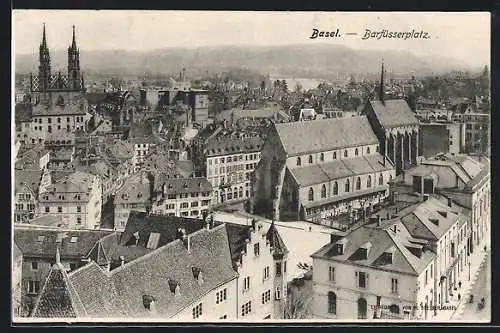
<box><xmin>206</xmin><ymin>136</ymin><xmax>264</xmax><ymax>157</ymax></box>
<box><xmin>366</xmin><ymin>99</ymin><xmax>419</xmax><ymax>128</ymax></box>
<box><xmin>156</xmin><ymin>177</ymin><xmax>212</xmax><ymax>196</ymax></box>
<box><xmin>15</xmin><ymin>169</ymin><xmax>42</xmax><ymax>195</ymax></box>
<box><xmin>31</xmin><ymin>262</ymin><xmax>87</xmax><ymax>318</ymax></box>
<box><xmin>14</xmin><ymin>227</ymin><xmax>115</xmax><ymax>259</ymax></box>
<box><xmin>274</xmin><ymin>116</ymin><xmax>378</xmax><ymax>156</ymax></box>
<box><xmin>311</xmin><ymin>223</ymin><xmax>434</xmax><ymax>276</ymax></box>
<box><xmin>110</xmin><ymin>225</ymin><xmax>237</xmax><ymax>318</ymax></box>
<box><xmin>68</xmin><ymin>262</ymin><xmax>126</xmax><ymax>317</ymax></box>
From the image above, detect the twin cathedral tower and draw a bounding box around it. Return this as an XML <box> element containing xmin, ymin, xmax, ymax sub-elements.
<box><xmin>30</xmin><ymin>24</ymin><xmax>84</xmax><ymax>97</ymax></box>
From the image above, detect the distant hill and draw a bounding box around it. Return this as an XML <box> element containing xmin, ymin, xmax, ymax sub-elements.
<box><xmin>15</xmin><ymin>44</ymin><xmax>471</xmax><ymax>79</ymax></box>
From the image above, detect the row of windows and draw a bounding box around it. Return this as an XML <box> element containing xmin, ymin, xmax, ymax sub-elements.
<box><xmin>17</xmin><ymin>193</ymin><xmax>32</xmax><ymax>200</ymax></box>
<box><xmin>296</xmin><ymin>147</ymin><xmax>373</xmax><ymax>166</ymax></box>
<box><xmin>166</xmin><ymin>192</ymin><xmax>211</xmax><ymax>200</ymax></box>
<box><xmin>308</xmin><ymin>174</ymin><xmax>388</xmax><ymax>201</ymax></box>
<box><xmin>45</xmin><ymin>206</ymin><xmax>83</xmax><ymax>213</ymax></box>
<box><xmin>15</xmin><ymin>203</ymin><xmax>36</xmax><ymax>211</ymax></box>
<box><xmin>328</xmin><ymin>267</ymin><xmax>378</xmax><ymax>291</ymax></box>
<box><xmin>209</xmin><ymin>153</ymin><xmax>260</xmax><ymax>166</ymax></box>
<box><xmin>33</xmin><ymin>116</ymin><xmax>83</xmax><ymax>124</ymax></box>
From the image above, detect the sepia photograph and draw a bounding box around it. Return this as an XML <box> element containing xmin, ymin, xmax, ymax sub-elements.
<box><xmin>11</xmin><ymin>10</ymin><xmax>491</xmax><ymax>323</ymax></box>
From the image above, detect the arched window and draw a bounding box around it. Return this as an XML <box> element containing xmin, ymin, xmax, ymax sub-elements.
<box><xmin>379</xmin><ymin>173</ymin><xmax>384</xmax><ymax>185</ymax></box>
<box><xmin>321</xmin><ymin>184</ymin><xmax>327</xmax><ymax>198</ymax></box>
<box><xmin>333</xmin><ymin>182</ymin><xmax>338</xmax><ymax>195</ymax></box>
<box><xmin>344</xmin><ymin>150</ymin><xmax>348</xmax><ymax>158</ymax></box>
<box><xmin>357</xmin><ymin>298</ymin><xmax>367</xmax><ymax>319</ymax></box>
<box><xmin>356</xmin><ymin>177</ymin><xmax>361</xmax><ymax>190</ymax></box>
<box><xmin>345</xmin><ymin>179</ymin><xmax>350</xmax><ymax>192</ymax></box>
<box><xmin>320</xmin><ymin>153</ymin><xmax>324</xmax><ymax>162</ymax></box>
<box><xmin>296</xmin><ymin>157</ymin><xmax>301</xmax><ymax>166</ymax></box>
<box><xmin>367</xmin><ymin>147</ymin><xmax>371</xmax><ymax>154</ymax></box>
<box><xmin>308</xmin><ymin>188</ymin><xmax>314</xmax><ymax>201</ymax></box>
<box><xmin>328</xmin><ymin>292</ymin><xmax>337</xmax><ymax>315</ymax></box>
<box><xmin>309</xmin><ymin>155</ymin><xmax>313</xmax><ymax>164</ymax></box>
<box><xmin>355</xmin><ymin>148</ymin><xmax>359</xmax><ymax>156</ymax></box>
<box><xmin>333</xmin><ymin>152</ymin><xmax>337</xmax><ymax>159</ymax></box>
<box><xmin>367</xmin><ymin>175</ymin><xmax>372</xmax><ymax>188</ymax></box>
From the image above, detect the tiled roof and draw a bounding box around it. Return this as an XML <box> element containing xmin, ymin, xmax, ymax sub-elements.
<box><xmin>32</xmin><ymin>98</ymin><xmax>87</xmax><ymax>116</ymax></box>
<box><xmin>225</xmin><ymin>223</ymin><xmax>251</xmax><ymax>264</ymax></box>
<box><xmin>115</xmin><ymin>181</ymin><xmax>151</xmax><ymax>205</ymax></box>
<box><xmin>157</xmin><ymin>177</ymin><xmax>212</xmax><ymax>196</ymax></box>
<box><xmin>406</xmin><ymin>198</ymin><xmax>459</xmax><ymax>240</ymax></box>
<box><xmin>15</xmin><ymin>169</ymin><xmax>42</xmax><ymax>195</ymax></box>
<box><xmin>111</xmin><ymin>225</ymin><xmax>237</xmax><ymax>318</ymax></box>
<box><xmin>85</xmin><ymin>92</ymin><xmax>107</xmax><ymax>105</ymax></box>
<box><xmin>311</xmin><ymin>224</ymin><xmax>434</xmax><ymax>276</ymax></box>
<box><xmin>206</xmin><ymin>136</ymin><xmax>264</xmax><ymax>157</ymax></box>
<box><xmin>68</xmin><ymin>262</ymin><xmax>126</xmax><ymax>317</ymax></box>
<box><xmin>274</xmin><ymin>116</ymin><xmax>378</xmax><ymax>156</ymax></box>
<box><xmin>14</xmin><ymin>227</ymin><xmax>115</xmax><ymax>260</ymax></box>
<box><xmin>266</xmin><ymin>222</ymin><xmax>288</xmax><ymax>257</ymax></box>
<box><xmin>15</xmin><ymin>145</ymin><xmax>50</xmax><ymax>171</ymax></box>
<box><xmin>31</xmin><ymin>263</ymin><xmax>87</xmax><ymax>318</ymax></box>
<box><xmin>290</xmin><ymin>154</ymin><xmax>394</xmax><ymax>187</ymax></box>
<box><xmin>366</xmin><ymin>100</ymin><xmax>419</xmax><ymax>128</ymax></box>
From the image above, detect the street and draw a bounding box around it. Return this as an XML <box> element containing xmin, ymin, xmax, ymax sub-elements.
<box><xmin>454</xmin><ymin>252</ymin><xmax>490</xmax><ymax>321</ymax></box>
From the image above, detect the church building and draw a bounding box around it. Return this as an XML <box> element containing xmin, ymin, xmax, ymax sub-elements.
<box><xmin>25</xmin><ymin>24</ymin><xmax>89</xmax><ymax>144</ymax></box>
<box><xmin>253</xmin><ymin>62</ymin><xmax>419</xmax><ymax>223</ymax></box>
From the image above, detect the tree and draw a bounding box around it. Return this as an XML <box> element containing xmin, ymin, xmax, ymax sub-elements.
<box><xmin>281</xmin><ymin>79</ymin><xmax>288</xmax><ymax>92</ymax></box>
<box><xmin>284</xmin><ymin>277</ymin><xmax>313</xmax><ymax>319</ymax></box>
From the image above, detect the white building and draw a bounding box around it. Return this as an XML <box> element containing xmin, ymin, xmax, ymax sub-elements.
<box><xmin>151</xmin><ymin>177</ymin><xmax>212</xmax><ymax>219</ymax></box>
<box><xmin>206</xmin><ymin>136</ymin><xmax>263</xmax><ymax>206</ymax></box>
<box><xmin>38</xmin><ymin>171</ymin><xmax>102</xmax><ymax>230</ymax></box>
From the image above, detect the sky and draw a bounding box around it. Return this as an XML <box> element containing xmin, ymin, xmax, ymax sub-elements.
<box><xmin>13</xmin><ymin>10</ymin><xmax>490</xmax><ymax>67</ymax></box>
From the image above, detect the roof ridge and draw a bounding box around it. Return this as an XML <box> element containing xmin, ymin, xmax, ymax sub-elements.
<box><xmin>385</xmin><ymin>228</ymin><xmax>419</xmax><ymax>275</ymax></box>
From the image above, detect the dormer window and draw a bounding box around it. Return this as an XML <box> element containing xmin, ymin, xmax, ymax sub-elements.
<box><xmin>168</xmin><ymin>279</ymin><xmax>181</xmax><ymax>296</ymax></box>
<box><xmin>336</xmin><ymin>238</ymin><xmax>348</xmax><ymax>255</ymax></box>
<box><xmin>360</xmin><ymin>242</ymin><xmax>372</xmax><ymax>259</ymax></box>
<box><xmin>142</xmin><ymin>295</ymin><xmax>156</xmax><ymax>311</ymax></box>
<box><xmin>192</xmin><ymin>267</ymin><xmax>204</xmax><ymax>285</ymax></box>
<box><xmin>383</xmin><ymin>246</ymin><xmax>396</xmax><ymax>264</ymax></box>
<box><xmin>429</xmin><ymin>218</ymin><xmax>439</xmax><ymax>226</ymax></box>
<box><xmin>437</xmin><ymin>211</ymin><xmax>448</xmax><ymax>218</ymax></box>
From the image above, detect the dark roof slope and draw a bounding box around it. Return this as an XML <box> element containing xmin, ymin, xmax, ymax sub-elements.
<box><xmin>14</xmin><ymin>227</ymin><xmax>115</xmax><ymax>259</ymax></box>
<box><xmin>109</xmin><ymin>224</ymin><xmax>237</xmax><ymax>318</ymax></box>
<box><xmin>31</xmin><ymin>263</ymin><xmax>87</xmax><ymax>318</ymax></box>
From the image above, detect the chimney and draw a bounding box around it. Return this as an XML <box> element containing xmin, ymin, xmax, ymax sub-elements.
<box><xmin>392</xmin><ymin>225</ymin><xmax>397</xmax><ymax>233</ymax></box>
<box><xmin>119</xmin><ymin>256</ymin><xmax>125</xmax><ymax>267</ymax></box>
<box><xmin>386</xmin><ymin>212</ymin><xmax>390</xmax><ymax>220</ymax></box>
<box><xmin>448</xmin><ymin>197</ymin><xmax>452</xmax><ymax>207</ymax></box>
<box><xmin>251</xmin><ymin>218</ymin><xmax>256</xmax><ymax>231</ymax></box>
<box><xmin>423</xmin><ymin>194</ymin><xmax>429</xmax><ymax>202</ymax></box>
<box><xmin>377</xmin><ymin>215</ymin><xmax>381</xmax><ymax>227</ymax></box>
<box><xmin>383</xmin><ymin>154</ymin><xmax>386</xmax><ymax>166</ymax></box>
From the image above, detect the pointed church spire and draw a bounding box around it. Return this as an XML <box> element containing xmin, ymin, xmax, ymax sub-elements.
<box><xmin>71</xmin><ymin>25</ymin><xmax>77</xmax><ymax>49</ymax></box>
<box><xmin>41</xmin><ymin>23</ymin><xmax>47</xmax><ymax>48</ymax></box>
<box><xmin>379</xmin><ymin>59</ymin><xmax>385</xmax><ymax>103</ymax></box>
<box><xmin>55</xmin><ymin>245</ymin><xmax>61</xmax><ymax>266</ymax></box>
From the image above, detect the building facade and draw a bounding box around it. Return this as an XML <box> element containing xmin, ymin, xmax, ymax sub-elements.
<box><xmin>37</xmin><ymin>171</ymin><xmax>102</xmax><ymax>230</ymax></box>
<box><xmin>150</xmin><ymin>177</ymin><xmax>212</xmax><ymax>220</ymax></box>
<box><xmin>114</xmin><ymin>172</ymin><xmax>152</xmax><ymax>231</ymax></box>
<box><xmin>206</xmin><ymin>136</ymin><xmax>263</xmax><ymax>206</ymax></box>
<box><xmin>419</xmin><ymin>122</ymin><xmax>465</xmax><ymax>158</ymax></box>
